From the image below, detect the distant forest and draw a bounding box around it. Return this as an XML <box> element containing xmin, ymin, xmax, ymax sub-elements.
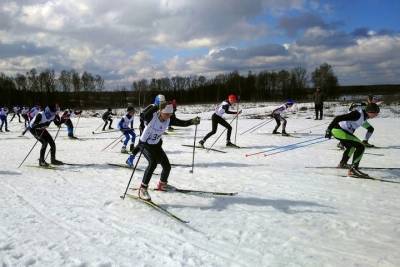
<box><xmin>1</xmin><ymin>63</ymin><xmax>399</xmax><ymax>108</ymax></box>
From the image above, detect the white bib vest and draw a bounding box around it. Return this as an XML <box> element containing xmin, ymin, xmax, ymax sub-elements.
<box><xmin>140</xmin><ymin>113</ymin><xmax>169</xmax><ymax>144</ymax></box>
<box><xmin>119</xmin><ymin>115</ymin><xmax>134</xmax><ymax>129</ymax></box>
<box><xmin>215</xmin><ymin>101</ymin><xmax>229</xmax><ymax>117</ymax></box>
<box><xmin>29</xmin><ymin>111</ymin><xmax>55</xmax><ymax>128</ymax></box>
<box><xmin>339</xmin><ymin>109</ymin><xmax>366</xmax><ymax>133</ymax></box>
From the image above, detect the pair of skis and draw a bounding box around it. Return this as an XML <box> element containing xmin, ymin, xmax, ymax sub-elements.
<box><xmin>306</xmin><ymin>166</ymin><xmax>400</xmax><ymax>184</ymax></box>
<box><xmin>124</xmin><ymin>186</ymin><xmax>238</xmax><ymax>224</ymax></box>
<box><xmin>26</xmin><ymin>162</ymin><xmax>96</xmax><ymax>170</ymax></box>
<box><xmin>182</xmin><ymin>143</ymin><xmax>243</xmax><ymax>153</ymax></box>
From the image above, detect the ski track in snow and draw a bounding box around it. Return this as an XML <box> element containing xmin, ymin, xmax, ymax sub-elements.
<box><xmin>1</xmin><ymin>102</ymin><xmax>400</xmax><ymax>266</ymax></box>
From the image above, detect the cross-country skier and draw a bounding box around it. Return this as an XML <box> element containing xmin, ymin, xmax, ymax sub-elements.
<box><xmin>29</xmin><ymin>105</ymin><xmax>63</xmax><ymax>166</ymax></box>
<box><xmin>21</xmin><ymin>105</ymin><xmax>42</xmax><ymax>136</ymax></box>
<box><xmin>102</xmin><ymin>108</ymin><xmax>115</xmax><ymax>131</ymax></box>
<box><xmin>10</xmin><ymin>106</ymin><xmax>22</xmax><ymax>123</ymax></box>
<box><xmin>198</xmin><ymin>94</ymin><xmax>241</xmax><ymax>148</ymax></box>
<box><xmin>60</xmin><ymin>108</ymin><xmax>82</xmax><ymax>139</ymax></box>
<box><xmin>271</xmin><ymin>100</ymin><xmax>294</xmax><ymax>136</ymax></box>
<box><xmin>126</xmin><ymin>94</ymin><xmax>167</xmax><ymax>160</ymax></box>
<box><xmin>129</xmin><ymin>104</ymin><xmax>200</xmax><ymax>200</ymax></box>
<box><xmin>337</xmin><ymin>95</ymin><xmax>380</xmax><ymax>150</ymax></box>
<box><xmin>118</xmin><ymin>106</ymin><xmax>136</xmax><ymax>153</ymax></box>
<box><xmin>21</xmin><ymin>106</ymin><xmax>30</xmax><ymax>127</ymax></box>
<box><xmin>0</xmin><ymin>107</ymin><xmax>9</xmax><ymax>132</ymax></box>
<box><xmin>325</xmin><ymin>103</ymin><xmax>380</xmax><ymax>177</ymax></box>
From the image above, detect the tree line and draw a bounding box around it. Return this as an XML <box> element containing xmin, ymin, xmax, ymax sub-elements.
<box><xmin>1</xmin><ymin>63</ymin><xmax>339</xmax><ymax>108</ymax></box>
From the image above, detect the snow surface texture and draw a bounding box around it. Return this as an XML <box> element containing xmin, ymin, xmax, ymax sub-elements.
<box><xmin>1</xmin><ymin>102</ymin><xmax>399</xmax><ymax>267</ymax></box>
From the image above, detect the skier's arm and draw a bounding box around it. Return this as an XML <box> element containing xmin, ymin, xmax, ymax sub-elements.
<box><xmin>223</xmin><ymin>104</ymin><xmax>236</xmax><ymax>115</ymax></box>
<box><xmin>171</xmin><ymin>116</ymin><xmax>200</xmax><ymax>127</ymax></box>
<box><xmin>53</xmin><ymin>114</ymin><xmax>62</xmax><ymax>127</ymax></box>
<box><xmin>142</xmin><ymin>106</ymin><xmax>158</xmax><ymax>124</ymax></box>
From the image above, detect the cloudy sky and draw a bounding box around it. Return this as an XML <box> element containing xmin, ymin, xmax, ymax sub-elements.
<box><xmin>0</xmin><ymin>0</ymin><xmax>399</xmax><ymax>87</ymax></box>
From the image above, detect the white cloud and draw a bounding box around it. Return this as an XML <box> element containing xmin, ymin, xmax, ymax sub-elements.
<box><xmin>0</xmin><ymin>0</ymin><xmax>399</xmax><ymax>86</ymax></box>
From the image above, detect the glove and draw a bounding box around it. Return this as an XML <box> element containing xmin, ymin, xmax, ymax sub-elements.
<box><xmin>191</xmin><ymin>116</ymin><xmax>200</xmax><ymax>125</ymax></box>
<box><xmin>325</xmin><ymin>128</ymin><xmax>332</xmax><ymax>139</ymax></box>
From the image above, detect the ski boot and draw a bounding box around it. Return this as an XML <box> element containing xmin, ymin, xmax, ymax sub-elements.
<box><xmin>126</xmin><ymin>155</ymin><xmax>135</xmax><ymax>167</ymax></box>
<box><xmin>226</xmin><ymin>141</ymin><xmax>236</xmax><ymax>147</ymax></box>
<box><xmin>156</xmin><ymin>180</ymin><xmax>174</xmax><ymax>191</ymax></box>
<box><xmin>337</xmin><ymin>161</ymin><xmax>351</xmax><ymax>169</ymax></box>
<box><xmin>51</xmin><ymin>158</ymin><xmax>64</xmax><ymax>165</ymax></box>
<box><xmin>281</xmin><ymin>131</ymin><xmax>289</xmax><ymax>136</ymax></box>
<box><xmin>348</xmin><ymin>166</ymin><xmax>369</xmax><ymax>178</ymax></box>
<box><xmin>198</xmin><ymin>140</ymin><xmax>205</xmax><ymax>148</ymax></box>
<box><xmin>138</xmin><ymin>185</ymin><xmax>151</xmax><ymax>201</ymax></box>
<box><xmin>108</xmin><ymin>126</ymin><xmax>114</xmax><ymax>130</ymax></box>
<box><xmin>362</xmin><ymin>140</ymin><xmax>375</xmax><ymax>148</ymax></box>
<box><xmin>272</xmin><ymin>130</ymin><xmax>280</xmax><ymax>134</ymax></box>
<box><xmin>121</xmin><ymin>146</ymin><xmax>128</xmax><ymax>153</ymax></box>
<box><xmin>39</xmin><ymin>159</ymin><xmax>49</xmax><ymax>167</ymax></box>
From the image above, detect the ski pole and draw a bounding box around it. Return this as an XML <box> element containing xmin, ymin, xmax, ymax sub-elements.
<box><xmin>101</xmin><ymin>133</ymin><xmax>125</xmax><ymax>151</ymax></box>
<box><xmin>18</xmin><ymin>129</ymin><xmax>44</xmax><ymax>168</ymax></box>
<box><xmin>111</xmin><ymin>137</ymin><xmax>124</xmax><ymax>150</ymax></box>
<box><xmin>207</xmin><ymin>113</ymin><xmax>239</xmax><ymax>152</ymax></box>
<box><xmin>190</xmin><ymin>124</ymin><xmax>198</xmax><ymax>174</ymax></box>
<box><xmin>245</xmin><ymin>136</ymin><xmax>326</xmax><ymax>157</ymax></box>
<box><xmin>120</xmin><ymin>142</ymin><xmax>146</xmax><ymax>200</ymax></box>
<box><xmin>93</xmin><ymin>122</ymin><xmax>104</xmax><ymax>133</ymax></box>
<box><xmin>92</xmin><ymin>129</ymin><xmax>121</xmax><ymax>135</ymax></box>
<box><xmin>249</xmin><ymin>118</ymin><xmax>274</xmax><ymax>134</ymax></box>
<box><xmin>264</xmin><ymin>138</ymin><xmax>329</xmax><ymax>157</ymax></box>
<box><xmin>240</xmin><ymin>118</ymin><xmax>272</xmax><ymax>135</ymax></box>
<box><xmin>294</xmin><ymin>121</ymin><xmax>329</xmax><ymax>133</ymax></box>
<box><xmin>234</xmin><ymin>99</ymin><xmax>239</xmax><ymax>144</ymax></box>
<box><xmin>44</xmin><ymin>126</ymin><xmax>61</xmax><ymax>161</ymax></box>
<box><xmin>73</xmin><ymin>114</ymin><xmax>81</xmax><ymax>136</ymax></box>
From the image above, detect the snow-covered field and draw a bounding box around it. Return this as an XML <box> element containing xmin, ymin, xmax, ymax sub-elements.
<box><xmin>1</xmin><ymin>102</ymin><xmax>399</xmax><ymax>267</ymax></box>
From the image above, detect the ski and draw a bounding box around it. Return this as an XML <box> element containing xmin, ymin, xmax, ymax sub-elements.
<box><xmin>181</xmin><ymin>144</ymin><xmax>227</xmax><ymax>153</ymax></box>
<box><xmin>266</xmin><ymin>133</ymin><xmax>301</xmax><ymax>138</ymax></box>
<box><xmin>62</xmin><ymin>162</ymin><xmax>97</xmax><ymax>167</ymax></box>
<box><xmin>25</xmin><ymin>164</ymin><xmax>58</xmax><ymax>170</ymax></box>
<box><xmin>226</xmin><ymin>143</ymin><xmax>242</xmax><ymax>149</ymax></box>
<box><xmin>170</xmin><ymin>163</ymin><xmax>192</xmax><ymax>167</ymax></box>
<box><xmin>305</xmin><ymin>166</ymin><xmax>400</xmax><ymax>170</ymax></box>
<box><xmin>338</xmin><ymin>175</ymin><xmax>399</xmax><ymax>184</ymax></box>
<box><xmin>107</xmin><ymin>163</ymin><xmax>160</xmax><ymax>175</ymax></box>
<box><xmin>131</xmin><ymin>186</ymin><xmax>238</xmax><ymax>196</ymax></box>
<box><xmin>123</xmin><ymin>193</ymin><xmax>189</xmax><ymax>224</ymax></box>
<box><xmin>62</xmin><ymin>137</ymin><xmax>86</xmax><ymax>141</ymax></box>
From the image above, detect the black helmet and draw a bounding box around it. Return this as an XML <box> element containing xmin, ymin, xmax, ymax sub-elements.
<box><xmin>107</xmin><ymin>108</ymin><xmax>112</xmax><ymax>112</ymax></box>
<box><xmin>365</xmin><ymin>103</ymin><xmax>380</xmax><ymax>113</ymax></box>
<box><xmin>127</xmin><ymin>106</ymin><xmax>134</xmax><ymax>112</ymax></box>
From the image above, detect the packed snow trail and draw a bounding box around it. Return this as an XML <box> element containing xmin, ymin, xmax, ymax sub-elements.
<box><xmin>1</xmin><ymin>103</ymin><xmax>399</xmax><ymax>266</ymax></box>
